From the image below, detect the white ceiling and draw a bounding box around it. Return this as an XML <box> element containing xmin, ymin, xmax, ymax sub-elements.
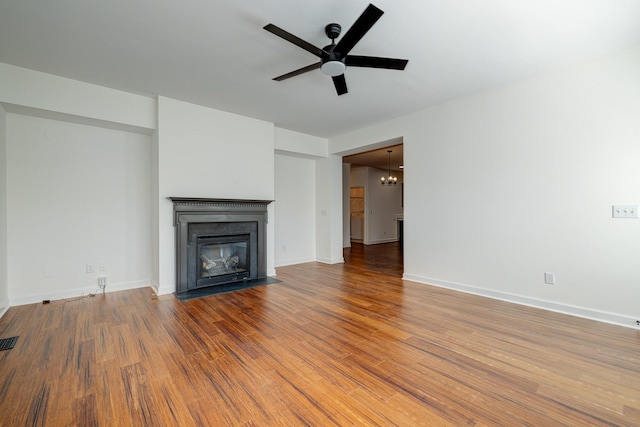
<box><xmin>1</xmin><ymin>1</ymin><xmax>640</xmax><ymax>139</ymax></box>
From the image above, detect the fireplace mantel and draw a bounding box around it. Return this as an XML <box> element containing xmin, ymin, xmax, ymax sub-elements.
<box><xmin>168</xmin><ymin>197</ymin><xmax>273</xmax><ymax>225</ymax></box>
<box><xmin>168</xmin><ymin>197</ymin><xmax>273</xmax><ymax>294</ymax></box>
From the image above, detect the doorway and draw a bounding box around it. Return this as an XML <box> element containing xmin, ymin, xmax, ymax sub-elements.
<box><xmin>342</xmin><ymin>140</ymin><xmax>404</xmax><ymax>276</ymax></box>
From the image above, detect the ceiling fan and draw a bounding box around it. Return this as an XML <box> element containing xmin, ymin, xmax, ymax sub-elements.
<box><xmin>264</xmin><ymin>3</ymin><xmax>408</xmax><ymax>96</ymax></box>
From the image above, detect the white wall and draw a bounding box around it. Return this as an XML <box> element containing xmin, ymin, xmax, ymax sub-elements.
<box><xmin>315</xmin><ymin>154</ymin><xmax>344</xmax><ymax>264</ymax></box>
<box><xmin>151</xmin><ymin>130</ymin><xmax>159</xmax><ymax>290</ymax></box>
<box><xmin>274</xmin><ymin>127</ymin><xmax>327</xmax><ymax>264</ymax></box>
<box><xmin>372</xmin><ymin>166</ymin><xmax>403</xmax><ymax>244</ymax></box>
<box><xmin>7</xmin><ymin>114</ymin><xmax>152</xmax><ymax>304</ymax></box>
<box><xmin>273</xmin><ymin>127</ymin><xmax>341</xmax><ymax>265</ymax></box>
<box><xmin>342</xmin><ymin>163</ymin><xmax>351</xmax><ymax>248</ymax></box>
<box><xmin>0</xmin><ymin>105</ymin><xmax>8</xmax><ymax>314</ymax></box>
<box><xmin>274</xmin><ymin>127</ymin><xmax>327</xmax><ymax>158</ymax></box>
<box><xmin>0</xmin><ymin>63</ymin><xmax>156</xmax><ymax>307</ymax></box>
<box><xmin>0</xmin><ymin>65</ymin><xmax>309</xmax><ymax>303</ymax></box>
<box><xmin>274</xmin><ymin>153</ymin><xmax>316</xmax><ymax>267</ymax></box>
<box><xmin>0</xmin><ymin>63</ymin><xmax>156</xmax><ymax>132</ymax></box>
<box><xmin>331</xmin><ymin>46</ymin><xmax>640</xmax><ymax>327</ymax></box>
<box><xmin>155</xmin><ymin>97</ymin><xmax>276</xmax><ymax>294</ymax></box>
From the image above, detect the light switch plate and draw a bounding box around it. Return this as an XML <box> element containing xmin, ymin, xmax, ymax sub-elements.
<box><xmin>612</xmin><ymin>205</ymin><xmax>638</xmax><ymax>218</ymax></box>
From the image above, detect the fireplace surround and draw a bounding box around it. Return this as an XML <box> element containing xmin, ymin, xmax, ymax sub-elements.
<box><xmin>169</xmin><ymin>197</ymin><xmax>272</xmax><ymax>294</ymax></box>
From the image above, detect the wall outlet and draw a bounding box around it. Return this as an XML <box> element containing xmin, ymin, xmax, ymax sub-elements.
<box><xmin>99</xmin><ymin>263</ymin><xmax>107</xmax><ymax>272</ymax></box>
<box><xmin>98</xmin><ymin>276</ymin><xmax>107</xmax><ymax>287</ymax></box>
<box><xmin>544</xmin><ymin>272</ymin><xmax>555</xmax><ymax>285</ymax></box>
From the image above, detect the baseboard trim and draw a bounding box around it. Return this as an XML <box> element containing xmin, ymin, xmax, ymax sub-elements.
<box><xmin>402</xmin><ymin>274</ymin><xmax>639</xmax><ymax>329</ymax></box>
<box><xmin>0</xmin><ymin>301</ymin><xmax>9</xmax><ymax>319</ymax></box>
<box><xmin>9</xmin><ymin>279</ymin><xmax>152</xmax><ymax>306</ymax></box>
<box><xmin>365</xmin><ymin>238</ymin><xmax>398</xmax><ymax>245</ymax></box>
<box><xmin>275</xmin><ymin>257</ymin><xmax>316</xmax><ymax>268</ymax></box>
<box><xmin>156</xmin><ymin>284</ymin><xmax>175</xmax><ymax>296</ymax></box>
<box><xmin>149</xmin><ymin>279</ymin><xmax>159</xmax><ymax>295</ymax></box>
<box><xmin>316</xmin><ymin>256</ymin><xmax>345</xmax><ymax>265</ymax></box>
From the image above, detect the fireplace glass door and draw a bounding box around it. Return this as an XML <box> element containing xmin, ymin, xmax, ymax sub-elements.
<box><xmin>196</xmin><ymin>234</ymin><xmax>250</xmax><ymax>287</ymax></box>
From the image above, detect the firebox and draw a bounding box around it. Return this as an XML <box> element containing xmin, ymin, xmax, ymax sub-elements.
<box><xmin>169</xmin><ymin>198</ymin><xmax>272</xmax><ymax>294</ymax></box>
<box><xmin>198</xmin><ymin>234</ymin><xmax>249</xmax><ymax>285</ymax></box>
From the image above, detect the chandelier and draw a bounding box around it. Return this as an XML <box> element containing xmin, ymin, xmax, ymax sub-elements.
<box><xmin>381</xmin><ymin>150</ymin><xmax>398</xmax><ymax>185</ymax></box>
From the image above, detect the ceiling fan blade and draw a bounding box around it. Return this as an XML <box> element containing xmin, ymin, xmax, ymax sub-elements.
<box><xmin>264</xmin><ymin>23</ymin><xmax>325</xmax><ymax>58</ymax></box>
<box><xmin>273</xmin><ymin>63</ymin><xmax>321</xmax><ymax>81</ymax></box>
<box><xmin>346</xmin><ymin>55</ymin><xmax>408</xmax><ymax>70</ymax></box>
<box><xmin>334</xmin><ymin>4</ymin><xmax>384</xmax><ymax>56</ymax></box>
<box><xmin>332</xmin><ymin>74</ymin><xmax>348</xmax><ymax>96</ymax></box>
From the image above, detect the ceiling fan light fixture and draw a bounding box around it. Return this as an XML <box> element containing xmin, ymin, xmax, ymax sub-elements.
<box><xmin>320</xmin><ymin>60</ymin><xmax>346</xmax><ymax>77</ymax></box>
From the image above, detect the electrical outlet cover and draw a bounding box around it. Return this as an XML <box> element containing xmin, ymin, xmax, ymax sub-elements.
<box><xmin>544</xmin><ymin>272</ymin><xmax>555</xmax><ymax>285</ymax></box>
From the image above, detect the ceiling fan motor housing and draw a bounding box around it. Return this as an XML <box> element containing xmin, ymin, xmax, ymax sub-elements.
<box><xmin>321</xmin><ymin>23</ymin><xmax>345</xmax><ymax>76</ymax></box>
<box><xmin>325</xmin><ymin>23</ymin><xmax>341</xmax><ymax>40</ymax></box>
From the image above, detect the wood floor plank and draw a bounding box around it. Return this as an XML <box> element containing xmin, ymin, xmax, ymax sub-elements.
<box><xmin>0</xmin><ymin>242</ymin><xmax>638</xmax><ymax>425</ymax></box>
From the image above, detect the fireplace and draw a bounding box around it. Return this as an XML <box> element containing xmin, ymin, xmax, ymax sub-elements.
<box><xmin>169</xmin><ymin>198</ymin><xmax>272</xmax><ymax>294</ymax></box>
<box><xmin>198</xmin><ymin>234</ymin><xmax>249</xmax><ymax>284</ymax></box>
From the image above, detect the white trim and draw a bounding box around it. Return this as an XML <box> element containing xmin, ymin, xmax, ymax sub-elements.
<box><xmin>402</xmin><ymin>274</ymin><xmax>640</xmax><ymax>330</ymax></box>
<box><xmin>0</xmin><ymin>302</ymin><xmax>9</xmax><ymax>319</ymax></box>
<box><xmin>156</xmin><ymin>283</ymin><xmax>175</xmax><ymax>296</ymax></box>
<box><xmin>275</xmin><ymin>257</ymin><xmax>317</xmax><ymax>268</ymax></box>
<box><xmin>9</xmin><ymin>279</ymin><xmax>152</xmax><ymax>306</ymax></box>
<box><xmin>316</xmin><ymin>256</ymin><xmax>345</xmax><ymax>265</ymax></box>
<box><xmin>365</xmin><ymin>238</ymin><xmax>398</xmax><ymax>245</ymax></box>
<box><xmin>149</xmin><ymin>279</ymin><xmax>159</xmax><ymax>295</ymax></box>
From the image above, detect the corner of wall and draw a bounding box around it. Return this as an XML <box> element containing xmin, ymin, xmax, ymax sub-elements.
<box><xmin>0</xmin><ymin>103</ymin><xmax>8</xmax><ymax>312</ymax></box>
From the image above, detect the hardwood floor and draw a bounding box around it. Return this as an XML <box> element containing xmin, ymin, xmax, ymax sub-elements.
<box><xmin>1</xmin><ymin>246</ymin><xmax>639</xmax><ymax>426</ymax></box>
<box><xmin>344</xmin><ymin>242</ymin><xmax>404</xmax><ymax>277</ymax></box>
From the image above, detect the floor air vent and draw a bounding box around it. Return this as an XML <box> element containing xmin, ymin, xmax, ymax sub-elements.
<box><xmin>0</xmin><ymin>336</ymin><xmax>18</xmax><ymax>351</ymax></box>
